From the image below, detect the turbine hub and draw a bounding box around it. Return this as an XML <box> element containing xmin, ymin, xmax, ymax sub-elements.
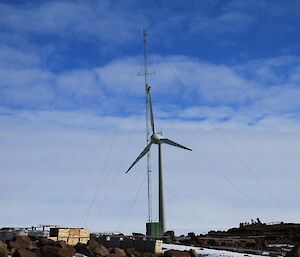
<box><xmin>151</xmin><ymin>133</ymin><xmax>163</xmax><ymax>144</ymax></box>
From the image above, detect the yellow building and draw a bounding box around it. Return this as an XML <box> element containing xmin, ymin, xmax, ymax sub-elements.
<box><xmin>48</xmin><ymin>227</ymin><xmax>90</xmax><ymax>245</ymax></box>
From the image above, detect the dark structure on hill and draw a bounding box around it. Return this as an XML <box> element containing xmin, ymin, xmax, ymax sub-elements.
<box><xmin>208</xmin><ymin>221</ymin><xmax>300</xmax><ymax>243</ymax></box>
<box><xmin>174</xmin><ymin>220</ymin><xmax>300</xmax><ymax>255</ymax></box>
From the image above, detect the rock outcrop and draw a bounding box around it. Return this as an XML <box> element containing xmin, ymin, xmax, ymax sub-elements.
<box><xmin>12</xmin><ymin>249</ymin><xmax>38</xmax><ymax>257</ymax></box>
<box><xmin>110</xmin><ymin>248</ymin><xmax>126</xmax><ymax>257</ymax></box>
<box><xmin>1</xmin><ymin>235</ymin><xmax>201</xmax><ymax>257</ymax></box>
<box><xmin>0</xmin><ymin>241</ymin><xmax>8</xmax><ymax>257</ymax></box>
<box><xmin>75</xmin><ymin>243</ymin><xmax>94</xmax><ymax>257</ymax></box>
<box><xmin>4</xmin><ymin>236</ymin><xmax>76</xmax><ymax>257</ymax></box>
<box><xmin>164</xmin><ymin>249</ymin><xmax>192</xmax><ymax>257</ymax></box>
<box><xmin>8</xmin><ymin>236</ymin><xmax>39</xmax><ymax>256</ymax></box>
<box><xmin>41</xmin><ymin>245</ymin><xmax>75</xmax><ymax>257</ymax></box>
<box><xmin>87</xmin><ymin>239</ymin><xmax>109</xmax><ymax>256</ymax></box>
<box><xmin>286</xmin><ymin>243</ymin><xmax>300</xmax><ymax>257</ymax></box>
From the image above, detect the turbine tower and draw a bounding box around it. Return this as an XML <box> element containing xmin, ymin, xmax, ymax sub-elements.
<box><xmin>126</xmin><ymin>29</ymin><xmax>192</xmax><ymax>236</ymax></box>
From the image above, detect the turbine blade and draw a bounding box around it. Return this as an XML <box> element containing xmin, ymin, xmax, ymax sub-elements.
<box><xmin>160</xmin><ymin>138</ymin><xmax>192</xmax><ymax>151</ymax></box>
<box><xmin>148</xmin><ymin>91</ymin><xmax>155</xmax><ymax>134</ymax></box>
<box><xmin>126</xmin><ymin>143</ymin><xmax>152</xmax><ymax>173</ymax></box>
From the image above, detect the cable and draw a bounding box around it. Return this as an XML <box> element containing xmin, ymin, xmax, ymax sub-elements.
<box><xmin>164</xmin><ymin>119</ymin><xmax>275</xmax><ymax>221</ymax></box>
<box><xmin>89</xmin><ymin>114</ymin><xmax>143</xmax><ymax>227</ymax></box>
<box><xmin>151</xmin><ymin>171</ymin><xmax>203</xmax><ymax>226</ymax></box>
<box><xmin>80</xmin><ymin>122</ymin><xmax>119</xmax><ymax>225</ymax></box>
<box><xmin>64</xmin><ymin>123</ymin><xmax>111</xmax><ymax>225</ymax></box>
<box><xmin>79</xmin><ymin>60</ymin><xmax>141</xmax><ymax>225</ymax></box>
<box><xmin>207</xmin><ymin>119</ymin><xmax>294</xmax><ymax>221</ymax></box>
<box><xmin>161</xmin><ymin>57</ymin><xmax>290</xmax><ymax>221</ymax></box>
<box><xmin>118</xmin><ymin>172</ymin><xmax>147</xmax><ymax>232</ymax></box>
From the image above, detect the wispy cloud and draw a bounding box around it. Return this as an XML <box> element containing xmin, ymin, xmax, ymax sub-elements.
<box><xmin>1</xmin><ymin>0</ymin><xmax>300</xmax><ymax>233</ymax></box>
<box><xmin>190</xmin><ymin>11</ymin><xmax>255</xmax><ymax>34</ymax></box>
<box><xmin>0</xmin><ymin>1</ymin><xmax>140</xmax><ymax>43</ymax></box>
<box><xmin>1</xmin><ymin>54</ymin><xmax>300</xmax><ymax>122</ymax></box>
<box><xmin>0</xmin><ymin>108</ymin><xmax>299</xmax><ymax>232</ymax></box>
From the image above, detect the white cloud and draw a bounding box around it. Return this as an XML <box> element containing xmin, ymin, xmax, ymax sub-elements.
<box><xmin>0</xmin><ymin>0</ymin><xmax>287</xmax><ymax>50</ymax></box>
<box><xmin>190</xmin><ymin>11</ymin><xmax>255</xmax><ymax>34</ymax></box>
<box><xmin>1</xmin><ymin>54</ymin><xmax>300</xmax><ymax>122</ymax></box>
<box><xmin>57</xmin><ymin>69</ymin><xmax>103</xmax><ymax>100</ymax></box>
<box><xmin>0</xmin><ymin>46</ymin><xmax>41</xmax><ymax>69</ymax></box>
<box><xmin>1</xmin><ymin>0</ymin><xmax>300</xmax><ymax>235</ymax></box>
<box><xmin>96</xmin><ymin>57</ymin><xmax>142</xmax><ymax>95</ymax></box>
<box><xmin>0</xmin><ymin>68</ymin><xmax>55</xmax><ymax>107</ymax></box>
<box><xmin>0</xmin><ymin>1</ymin><xmax>142</xmax><ymax>45</ymax></box>
<box><xmin>0</xmin><ymin>109</ymin><xmax>299</xmax><ymax>233</ymax></box>
<box><xmin>97</xmin><ymin>55</ymin><xmax>257</xmax><ymax>106</ymax></box>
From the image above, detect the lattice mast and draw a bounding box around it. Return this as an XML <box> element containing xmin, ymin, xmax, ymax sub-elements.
<box><xmin>142</xmin><ymin>28</ymin><xmax>152</xmax><ymax>222</ymax></box>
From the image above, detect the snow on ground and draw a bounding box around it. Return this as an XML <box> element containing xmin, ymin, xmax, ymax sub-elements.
<box><xmin>163</xmin><ymin>243</ymin><xmax>265</xmax><ymax>257</ymax></box>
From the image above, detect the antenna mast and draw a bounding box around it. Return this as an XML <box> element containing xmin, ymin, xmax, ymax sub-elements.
<box><xmin>143</xmin><ymin>28</ymin><xmax>152</xmax><ymax>222</ymax></box>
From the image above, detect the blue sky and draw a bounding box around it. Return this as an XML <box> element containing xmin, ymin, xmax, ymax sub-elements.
<box><xmin>1</xmin><ymin>0</ymin><xmax>300</xmax><ymax>234</ymax></box>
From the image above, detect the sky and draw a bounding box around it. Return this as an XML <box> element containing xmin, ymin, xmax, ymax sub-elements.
<box><xmin>0</xmin><ymin>0</ymin><xmax>300</xmax><ymax>235</ymax></box>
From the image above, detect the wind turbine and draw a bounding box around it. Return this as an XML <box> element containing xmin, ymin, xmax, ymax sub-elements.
<box><xmin>126</xmin><ymin>30</ymin><xmax>192</xmax><ymax>236</ymax></box>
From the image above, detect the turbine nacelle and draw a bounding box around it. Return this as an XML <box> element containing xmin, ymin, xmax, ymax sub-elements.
<box><xmin>151</xmin><ymin>132</ymin><xmax>163</xmax><ymax>144</ymax></box>
<box><xmin>125</xmin><ymin>86</ymin><xmax>191</xmax><ymax>174</ymax></box>
<box><xmin>126</xmin><ymin>131</ymin><xmax>191</xmax><ymax>174</ymax></box>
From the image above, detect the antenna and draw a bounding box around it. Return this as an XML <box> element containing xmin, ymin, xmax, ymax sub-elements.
<box><xmin>127</xmin><ymin>28</ymin><xmax>191</xmax><ymax>236</ymax></box>
<box><xmin>141</xmin><ymin>28</ymin><xmax>153</xmax><ymax>223</ymax></box>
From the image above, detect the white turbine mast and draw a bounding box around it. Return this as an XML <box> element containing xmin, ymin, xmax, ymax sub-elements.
<box><xmin>126</xmin><ymin>28</ymin><xmax>192</xmax><ymax>236</ymax></box>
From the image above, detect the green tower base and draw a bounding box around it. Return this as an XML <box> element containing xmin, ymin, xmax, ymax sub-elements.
<box><xmin>146</xmin><ymin>222</ymin><xmax>161</xmax><ymax>237</ymax></box>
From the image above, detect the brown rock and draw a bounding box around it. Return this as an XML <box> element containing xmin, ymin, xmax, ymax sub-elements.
<box><xmin>41</xmin><ymin>245</ymin><xmax>76</xmax><ymax>257</ymax></box>
<box><xmin>88</xmin><ymin>239</ymin><xmax>99</xmax><ymax>250</ymax></box>
<box><xmin>36</xmin><ymin>238</ymin><xmax>55</xmax><ymax>247</ymax></box>
<box><xmin>286</xmin><ymin>243</ymin><xmax>300</xmax><ymax>257</ymax></box>
<box><xmin>141</xmin><ymin>253</ymin><xmax>157</xmax><ymax>257</ymax></box>
<box><xmin>57</xmin><ymin>247</ymin><xmax>76</xmax><ymax>257</ymax></box>
<box><xmin>92</xmin><ymin>244</ymin><xmax>109</xmax><ymax>256</ymax></box>
<box><xmin>12</xmin><ymin>248</ymin><xmax>37</xmax><ymax>257</ymax></box>
<box><xmin>164</xmin><ymin>249</ymin><xmax>191</xmax><ymax>257</ymax></box>
<box><xmin>75</xmin><ymin>243</ymin><xmax>94</xmax><ymax>257</ymax></box>
<box><xmin>9</xmin><ymin>236</ymin><xmax>38</xmax><ymax>253</ymax></box>
<box><xmin>125</xmin><ymin>247</ymin><xmax>139</xmax><ymax>256</ymax></box>
<box><xmin>110</xmin><ymin>248</ymin><xmax>126</xmax><ymax>257</ymax></box>
<box><xmin>26</xmin><ymin>244</ymin><xmax>39</xmax><ymax>251</ymax></box>
<box><xmin>164</xmin><ymin>237</ymin><xmax>172</xmax><ymax>244</ymax></box>
<box><xmin>53</xmin><ymin>240</ymin><xmax>69</xmax><ymax>249</ymax></box>
<box><xmin>14</xmin><ymin>237</ymin><xmax>33</xmax><ymax>249</ymax></box>
<box><xmin>0</xmin><ymin>241</ymin><xmax>8</xmax><ymax>257</ymax></box>
<box><xmin>164</xmin><ymin>231</ymin><xmax>175</xmax><ymax>237</ymax></box>
<box><xmin>189</xmin><ymin>249</ymin><xmax>197</xmax><ymax>257</ymax></box>
<box><xmin>9</xmin><ymin>241</ymin><xmax>21</xmax><ymax>250</ymax></box>
<box><xmin>30</xmin><ymin>249</ymin><xmax>41</xmax><ymax>257</ymax></box>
